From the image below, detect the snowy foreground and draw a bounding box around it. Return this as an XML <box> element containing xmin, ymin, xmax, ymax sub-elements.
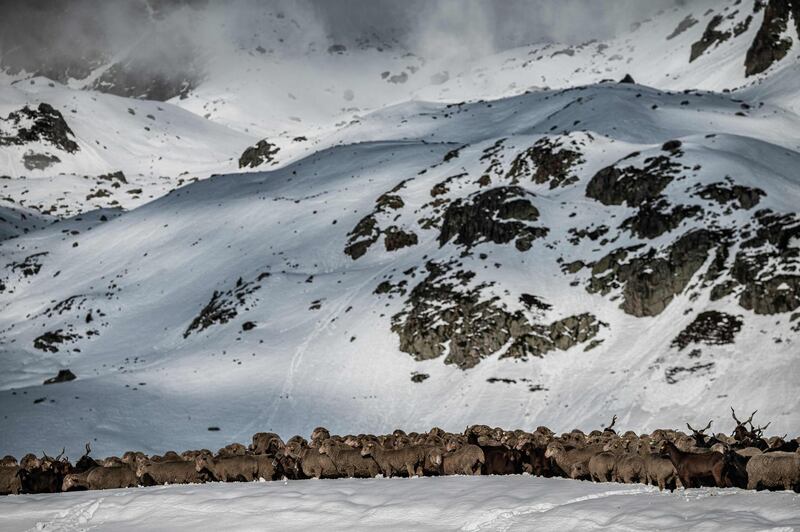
<box><xmin>1</xmin><ymin>477</ymin><xmax>798</xmax><ymax>532</ymax></box>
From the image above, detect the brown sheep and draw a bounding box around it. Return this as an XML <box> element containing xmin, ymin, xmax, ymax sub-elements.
<box><xmin>310</xmin><ymin>427</ymin><xmax>331</xmax><ymax>446</ymax></box>
<box><xmin>613</xmin><ymin>454</ymin><xmax>647</xmax><ymax>484</ymax></box>
<box><xmin>545</xmin><ymin>442</ymin><xmax>603</xmax><ymax>479</ymax></box>
<box><xmin>746</xmin><ymin>452</ymin><xmax>800</xmax><ymax>491</ymax></box>
<box><xmin>318</xmin><ymin>440</ymin><xmax>380</xmax><ymax>478</ymax></box>
<box><xmin>0</xmin><ymin>464</ymin><xmax>22</xmax><ymax>495</ymax></box>
<box><xmin>482</xmin><ymin>446</ymin><xmax>523</xmax><ymax>475</ymax></box>
<box><xmin>643</xmin><ymin>453</ymin><xmax>678</xmax><ymax>491</ymax></box>
<box><xmin>250</xmin><ymin>432</ymin><xmax>285</xmax><ymax>455</ymax></box>
<box><xmin>441</xmin><ymin>444</ymin><xmax>483</xmax><ymax>476</ymax></box>
<box><xmin>217</xmin><ymin>443</ymin><xmax>247</xmax><ymax>457</ymax></box>
<box><xmin>196</xmin><ymin>455</ymin><xmax>259</xmax><ymax>482</ymax></box>
<box><xmin>62</xmin><ymin>465</ymin><xmax>138</xmax><ymax>491</ymax></box>
<box><xmin>284</xmin><ymin>441</ymin><xmax>338</xmax><ymax>479</ymax></box>
<box><xmin>516</xmin><ymin>441</ymin><xmax>552</xmax><ymax>477</ymax></box>
<box><xmin>588</xmin><ymin>452</ymin><xmax>617</xmax><ymax>482</ymax></box>
<box><xmin>360</xmin><ymin>441</ymin><xmax>430</xmax><ymax>477</ymax></box>
<box><xmin>19</xmin><ymin>451</ymin><xmax>70</xmax><ymax>494</ymax></box>
<box><xmin>253</xmin><ymin>454</ymin><xmax>279</xmax><ymax>481</ymax></box>
<box><xmin>136</xmin><ymin>458</ymin><xmax>204</xmax><ymax>486</ymax></box>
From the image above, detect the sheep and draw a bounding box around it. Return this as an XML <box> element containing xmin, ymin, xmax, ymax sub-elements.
<box><xmin>441</xmin><ymin>444</ymin><xmax>483</xmax><ymax>476</ymax></box>
<box><xmin>62</xmin><ymin>465</ymin><xmax>138</xmax><ymax>491</ymax></box>
<box><xmin>284</xmin><ymin>441</ymin><xmax>338</xmax><ymax>479</ymax></box>
<box><xmin>250</xmin><ymin>433</ymin><xmax>285</xmax><ymax>455</ymax></box>
<box><xmin>746</xmin><ymin>452</ymin><xmax>800</xmax><ymax>491</ymax></box>
<box><xmin>318</xmin><ymin>439</ymin><xmax>380</xmax><ymax>478</ymax></box>
<box><xmin>613</xmin><ymin>454</ymin><xmax>647</xmax><ymax>484</ymax></box>
<box><xmin>0</xmin><ymin>464</ymin><xmax>22</xmax><ymax>495</ymax></box>
<box><xmin>217</xmin><ymin>443</ymin><xmax>247</xmax><ymax>457</ymax></box>
<box><xmin>736</xmin><ymin>447</ymin><xmax>763</xmax><ymax>457</ymax></box>
<box><xmin>545</xmin><ymin>442</ymin><xmax>603</xmax><ymax>479</ymax></box>
<box><xmin>482</xmin><ymin>446</ymin><xmax>523</xmax><ymax>475</ymax></box>
<box><xmin>588</xmin><ymin>452</ymin><xmax>617</xmax><ymax>482</ymax></box>
<box><xmin>136</xmin><ymin>458</ymin><xmax>204</xmax><ymax>486</ymax></box>
<box><xmin>195</xmin><ymin>454</ymin><xmax>259</xmax><ymax>482</ymax></box>
<box><xmin>642</xmin><ymin>453</ymin><xmax>678</xmax><ymax>491</ymax></box>
<box><xmin>310</xmin><ymin>427</ymin><xmax>331</xmax><ymax>446</ymax></box>
<box><xmin>19</xmin><ymin>451</ymin><xmax>70</xmax><ymax>494</ymax></box>
<box><xmin>360</xmin><ymin>441</ymin><xmax>429</xmax><ymax>477</ymax></box>
<box><xmin>660</xmin><ymin>441</ymin><xmax>726</xmax><ymax>488</ymax></box>
<box><xmin>253</xmin><ymin>454</ymin><xmax>279</xmax><ymax>481</ymax></box>
<box><xmin>569</xmin><ymin>461</ymin><xmax>590</xmax><ymax>480</ymax></box>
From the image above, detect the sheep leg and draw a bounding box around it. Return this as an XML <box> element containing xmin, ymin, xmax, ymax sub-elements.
<box><xmin>406</xmin><ymin>464</ymin><xmax>416</xmax><ymax>477</ymax></box>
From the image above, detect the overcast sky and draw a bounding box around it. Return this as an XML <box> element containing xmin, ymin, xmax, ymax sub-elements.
<box><xmin>0</xmin><ymin>0</ymin><xmax>685</xmax><ymax>77</ymax></box>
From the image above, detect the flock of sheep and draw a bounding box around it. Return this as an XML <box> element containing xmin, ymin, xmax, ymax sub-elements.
<box><xmin>1</xmin><ymin>410</ymin><xmax>798</xmax><ymax>496</ymax></box>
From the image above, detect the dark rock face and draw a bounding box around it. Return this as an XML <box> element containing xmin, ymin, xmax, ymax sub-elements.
<box><xmin>694</xmin><ymin>182</ymin><xmax>765</xmax><ymax>210</ymax></box>
<box><xmin>238</xmin><ymin>140</ymin><xmax>280</xmax><ymax>169</ymax></box>
<box><xmin>505</xmin><ymin>137</ymin><xmax>584</xmax><ymax>188</ymax></box>
<box><xmin>587</xmin><ymin>230</ymin><xmax>717</xmax><ymax>317</ymax></box>
<box><xmin>345</xmin><ymin>215</ymin><xmax>379</xmax><ymax>259</ymax></box>
<box><xmin>390</xmin><ymin>261</ymin><xmax>602</xmax><ymax>370</ymax></box>
<box><xmin>0</xmin><ymin>104</ymin><xmax>79</xmax><ymax>153</ymax></box>
<box><xmin>384</xmin><ymin>226</ymin><xmax>418</xmax><ymax>252</ymax></box>
<box><xmin>731</xmin><ymin>211</ymin><xmax>800</xmax><ymax>314</ymax></box>
<box><xmin>690</xmin><ymin>15</ymin><xmax>732</xmax><ymax>62</ymax></box>
<box><xmin>43</xmin><ymin>369</ymin><xmax>77</xmax><ymax>385</ymax></box>
<box><xmin>665</xmin><ymin>362</ymin><xmax>715</xmax><ymax>384</ymax></box>
<box><xmin>667</xmin><ymin>15</ymin><xmax>699</xmax><ymax>40</ymax></box>
<box><xmin>438</xmin><ymin>186</ymin><xmax>548</xmax><ymax>251</ymax></box>
<box><xmin>344</xmin><ymin>185</ymin><xmax>416</xmax><ymax>260</ymax></box>
<box><xmin>620</xmin><ymin>199</ymin><xmax>703</xmax><ymax>239</ymax></box>
<box><xmin>745</xmin><ymin>0</ymin><xmax>800</xmax><ymax>76</ymax></box>
<box><xmin>33</xmin><ymin>330</ymin><xmax>79</xmax><ymax>353</ymax></box>
<box><xmin>22</xmin><ymin>152</ymin><xmax>60</xmax><ymax>170</ymax></box>
<box><xmin>671</xmin><ymin>311</ymin><xmax>743</xmax><ymax>350</ymax></box>
<box><xmin>184</xmin><ymin>274</ymin><xmax>269</xmax><ymax>337</ymax></box>
<box><xmin>586</xmin><ymin>155</ymin><xmax>681</xmax><ymax>207</ymax></box>
<box><xmin>410</xmin><ymin>372</ymin><xmax>429</xmax><ymax>383</ymax></box>
<box><xmin>90</xmin><ymin>61</ymin><xmax>197</xmax><ymax>101</ymax></box>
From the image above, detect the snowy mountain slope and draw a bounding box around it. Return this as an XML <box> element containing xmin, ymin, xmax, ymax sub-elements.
<box><xmin>0</xmin><ymin>78</ymin><xmax>254</xmax><ymax>218</ymax></box>
<box><xmin>2</xmin><ymin>477</ymin><xmax>798</xmax><ymax>531</ymax></box>
<box><xmin>0</xmin><ymin>78</ymin><xmax>798</xmax><ymax>458</ymax></box>
<box><xmin>1</xmin><ymin>0</ymin><xmax>798</xmax><ymax>225</ymax></box>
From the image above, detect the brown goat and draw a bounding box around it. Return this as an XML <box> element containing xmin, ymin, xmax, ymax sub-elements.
<box><xmin>660</xmin><ymin>441</ymin><xmax>725</xmax><ymax>488</ymax></box>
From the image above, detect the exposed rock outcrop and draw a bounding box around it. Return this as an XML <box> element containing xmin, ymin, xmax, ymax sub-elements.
<box><xmin>732</xmin><ymin>210</ymin><xmax>800</xmax><ymax>314</ymax></box>
<box><xmin>671</xmin><ymin>311</ymin><xmax>743</xmax><ymax>350</ymax></box>
<box><xmin>587</xmin><ymin>230</ymin><xmax>718</xmax><ymax>317</ymax></box>
<box><xmin>745</xmin><ymin>0</ymin><xmax>800</xmax><ymax>76</ymax></box>
<box><xmin>620</xmin><ymin>199</ymin><xmax>703</xmax><ymax>239</ymax></box>
<box><xmin>694</xmin><ymin>182</ymin><xmax>765</xmax><ymax>210</ymax></box>
<box><xmin>239</xmin><ymin>140</ymin><xmax>280</xmax><ymax>169</ymax></box>
<box><xmin>391</xmin><ymin>261</ymin><xmax>601</xmax><ymax>369</ymax></box>
<box><xmin>586</xmin><ymin>154</ymin><xmax>682</xmax><ymax>207</ymax></box>
<box><xmin>0</xmin><ymin>104</ymin><xmax>79</xmax><ymax>153</ymax></box>
<box><xmin>184</xmin><ymin>274</ymin><xmax>270</xmax><ymax>337</ymax></box>
<box><xmin>505</xmin><ymin>137</ymin><xmax>584</xmax><ymax>188</ymax></box>
<box><xmin>438</xmin><ymin>186</ymin><xmax>548</xmax><ymax>252</ymax></box>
